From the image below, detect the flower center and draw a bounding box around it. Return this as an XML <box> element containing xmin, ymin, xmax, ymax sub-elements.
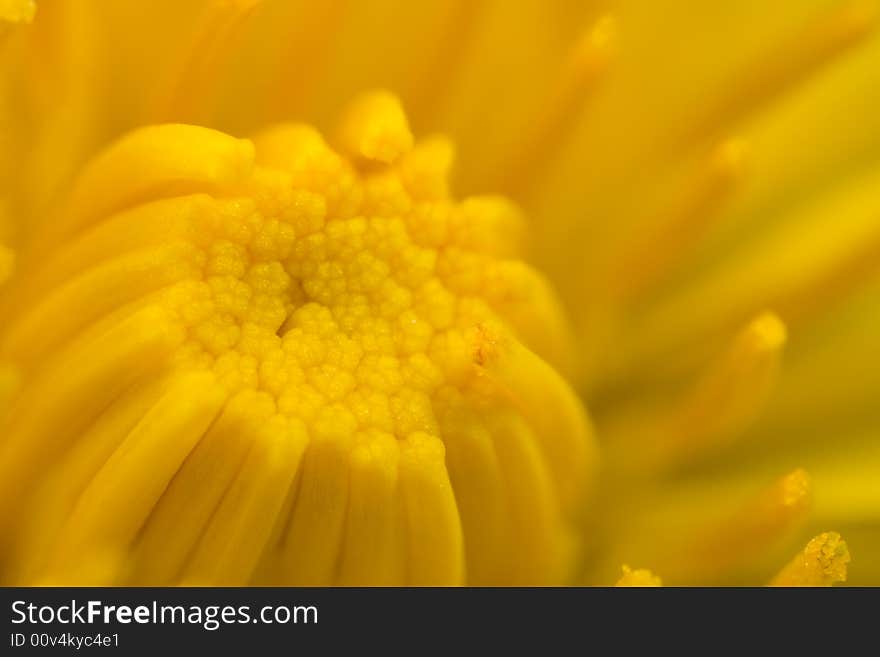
<box><xmin>0</xmin><ymin>92</ymin><xmax>594</xmax><ymax>586</ymax></box>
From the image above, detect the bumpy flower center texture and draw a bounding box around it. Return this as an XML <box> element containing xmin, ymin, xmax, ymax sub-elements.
<box><xmin>0</xmin><ymin>92</ymin><xmax>595</xmax><ymax>585</ymax></box>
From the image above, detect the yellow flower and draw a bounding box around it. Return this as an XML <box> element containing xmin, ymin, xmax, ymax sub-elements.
<box><xmin>0</xmin><ymin>92</ymin><xmax>594</xmax><ymax>585</ymax></box>
<box><xmin>1</xmin><ymin>0</ymin><xmax>878</xmax><ymax>586</ymax></box>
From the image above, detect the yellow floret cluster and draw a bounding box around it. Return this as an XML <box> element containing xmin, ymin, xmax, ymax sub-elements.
<box><xmin>0</xmin><ymin>93</ymin><xmax>594</xmax><ymax>586</ymax></box>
